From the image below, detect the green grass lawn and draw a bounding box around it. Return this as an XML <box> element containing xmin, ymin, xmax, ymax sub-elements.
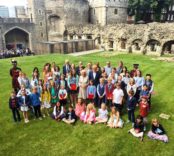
<box><xmin>0</xmin><ymin>52</ymin><xmax>174</xmax><ymax>156</ymax></box>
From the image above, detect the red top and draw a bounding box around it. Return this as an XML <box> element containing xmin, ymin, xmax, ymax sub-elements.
<box><xmin>105</xmin><ymin>83</ymin><xmax>114</xmax><ymax>99</ymax></box>
<box><xmin>139</xmin><ymin>102</ymin><xmax>149</xmax><ymax>117</ymax></box>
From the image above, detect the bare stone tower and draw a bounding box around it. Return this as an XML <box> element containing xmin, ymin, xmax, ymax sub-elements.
<box><xmin>27</xmin><ymin>0</ymin><xmax>47</xmax><ymax>42</ymax></box>
<box><xmin>89</xmin><ymin>0</ymin><xmax>128</xmax><ymax>26</ymax></box>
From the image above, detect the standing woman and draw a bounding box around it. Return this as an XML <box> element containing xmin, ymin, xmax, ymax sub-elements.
<box><xmin>78</xmin><ymin>70</ymin><xmax>89</xmax><ymax>102</ymax></box>
<box><xmin>43</xmin><ymin>63</ymin><xmax>52</xmax><ymax>88</ymax></box>
<box><xmin>67</xmin><ymin>69</ymin><xmax>79</xmax><ymax>106</ymax></box>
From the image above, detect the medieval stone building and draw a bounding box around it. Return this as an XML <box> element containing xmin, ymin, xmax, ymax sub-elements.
<box><xmin>0</xmin><ymin>0</ymin><xmax>174</xmax><ymax>55</ymax></box>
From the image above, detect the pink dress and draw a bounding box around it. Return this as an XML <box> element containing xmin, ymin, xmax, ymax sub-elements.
<box><xmin>75</xmin><ymin>103</ymin><xmax>86</xmax><ymax>121</ymax></box>
<box><xmin>84</xmin><ymin>110</ymin><xmax>96</xmax><ymax>123</ymax></box>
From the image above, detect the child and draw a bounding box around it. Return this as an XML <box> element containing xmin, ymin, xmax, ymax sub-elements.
<box><xmin>52</xmin><ymin>102</ymin><xmax>66</xmax><ymax>121</ymax></box>
<box><xmin>112</xmin><ymin>83</ymin><xmax>124</xmax><ymax>114</ymax></box>
<box><xmin>22</xmin><ymin>73</ymin><xmax>31</xmax><ymax>89</ymax></box>
<box><xmin>75</xmin><ymin>98</ymin><xmax>86</xmax><ymax>121</ymax></box>
<box><xmin>9</xmin><ymin>91</ymin><xmax>21</xmax><ymax>122</ymax></box>
<box><xmin>84</xmin><ymin>103</ymin><xmax>96</xmax><ymax>124</ymax></box>
<box><xmin>107</xmin><ymin>106</ymin><xmax>124</xmax><ymax>128</ymax></box>
<box><xmin>140</xmin><ymin>85</ymin><xmax>150</xmax><ymax>100</ymax></box>
<box><xmin>18</xmin><ymin>90</ymin><xmax>30</xmax><ymax>123</ymax></box>
<box><xmin>126</xmin><ymin>90</ymin><xmax>137</xmax><ymax>124</ymax></box>
<box><xmin>30</xmin><ymin>87</ymin><xmax>42</xmax><ymax>120</ymax></box>
<box><xmin>41</xmin><ymin>85</ymin><xmax>51</xmax><ymax>117</ymax></box>
<box><xmin>50</xmin><ymin>81</ymin><xmax>58</xmax><ymax>107</ymax></box>
<box><xmin>126</xmin><ymin>78</ymin><xmax>137</xmax><ymax>97</ymax></box>
<box><xmin>128</xmin><ymin>115</ymin><xmax>144</xmax><ymax>141</ymax></box>
<box><xmin>59</xmin><ymin>74</ymin><xmax>67</xmax><ymax>89</ymax></box>
<box><xmin>139</xmin><ymin>97</ymin><xmax>149</xmax><ymax>127</ymax></box>
<box><xmin>87</xmin><ymin>80</ymin><xmax>96</xmax><ymax>103</ymax></box>
<box><xmin>37</xmin><ymin>79</ymin><xmax>43</xmax><ymax>96</ymax></box>
<box><xmin>147</xmin><ymin>118</ymin><xmax>168</xmax><ymax>143</ymax></box>
<box><xmin>105</xmin><ymin>78</ymin><xmax>114</xmax><ymax>107</ymax></box>
<box><xmin>95</xmin><ymin>103</ymin><xmax>108</xmax><ymax>124</ymax></box>
<box><xmin>97</xmin><ymin>78</ymin><xmax>106</xmax><ymax>108</ymax></box>
<box><xmin>58</xmin><ymin>85</ymin><xmax>68</xmax><ymax>107</ymax></box>
<box><xmin>62</xmin><ymin>105</ymin><xmax>77</xmax><ymax>124</ymax></box>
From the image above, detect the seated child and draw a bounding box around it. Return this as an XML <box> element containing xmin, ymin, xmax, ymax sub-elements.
<box><xmin>128</xmin><ymin>115</ymin><xmax>144</xmax><ymax>141</ymax></box>
<box><xmin>9</xmin><ymin>91</ymin><xmax>21</xmax><ymax>122</ymax></box>
<box><xmin>52</xmin><ymin>102</ymin><xmax>65</xmax><ymax>121</ymax></box>
<box><xmin>87</xmin><ymin>80</ymin><xmax>96</xmax><ymax>103</ymax></box>
<box><xmin>58</xmin><ymin>85</ymin><xmax>67</xmax><ymax>107</ymax></box>
<box><xmin>62</xmin><ymin>106</ymin><xmax>77</xmax><ymax>124</ymax></box>
<box><xmin>147</xmin><ymin>118</ymin><xmax>168</xmax><ymax>143</ymax></box>
<box><xmin>41</xmin><ymin>85</ymin><xmax>51</xmax><ymax>117</ymax></box>
<box><xmin>107</xmin><ymin>106</ymin><xmax>124</xmax><ymax>128</ymax></box>
<box><xmin>95</xmin><ymin>103</ymin><xmax>108</xmax><ymax>124</ymax></box>
<box><xmin>84</xmin><ymin>103</ymin><xmax>96</xmax><ymax>124</ymax></box>
<box><xmin>18</xmin><ymin>90</ymin><xmax>30</xmax><ymax>123</ymax></box>
<box><xmin>75</xmin><ymin>98</ymin><xmax>86</xmax><ymax>121</ymax></box>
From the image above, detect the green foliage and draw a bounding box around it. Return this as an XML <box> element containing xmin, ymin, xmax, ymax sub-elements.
<box><xmin>128</xmin><ymin>0</ymin><xmax>172</xmax><ymax>22</ymax></box>
<box><xmin>0</xmin><ymin>53</ymin><xmax>174</xmax><ymax>156</ymax></box>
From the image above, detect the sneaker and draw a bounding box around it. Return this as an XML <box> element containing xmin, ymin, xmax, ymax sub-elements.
<box><xmin>39</xmin><ymin>117</ymin><xmax>42</xmax><ymax>120</ymax></box>
<box><xmin>43</xmin><ymin>114</ymin><xmax>46</xmax><ymax>118</ymax></box>
<box><xmin>25</xmin><ymin>119</ymin><xmax>29</xmax><ymax>123</ymax></box>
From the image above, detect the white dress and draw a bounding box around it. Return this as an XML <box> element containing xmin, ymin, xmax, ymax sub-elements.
<box><xmin>78</xmin><ymin>76</ymin><xmax>89</xmax><ymax>99</ymax></box>
<box><xmin>108</xmin><ymin>115</ymin><xmax>124</xmax><ymax>128</ymax></box>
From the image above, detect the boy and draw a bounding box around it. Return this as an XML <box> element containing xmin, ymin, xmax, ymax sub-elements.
<box><xmin>9</xmin><ymin>91</ymin><xmax>21</xmax><ymax>122</ymax></box>
<box><xmin>97</xmin><ymin>78</ymin><xmax>106</xmax><ymax>108</ymax></box>
<box><xmin>105</xmin><ymin>77</ymin><xmax>114</xmax><ymax>107</ymax></box>
<box><xmin>30</xmin><ymin>87</ymin><xmax>42</xmax><ymax>120</ymax></box>
<box><xmin>112</xmin><ymin>82</ymin><xmax>124</xmax><ymax>114</ymax></box>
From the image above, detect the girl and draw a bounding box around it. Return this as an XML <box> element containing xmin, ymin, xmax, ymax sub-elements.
<box><xmin>84</xmin><ymin>103</ymin><xmax>96</xmax><ymax>124</ymax></box>
<box><xmin>17</xmin><ymin>84</ymin><xmax>31</xmax><ymax>97</ymax></box>
<box><xmin>59</xmin><ymin>74</ymin><xmax>67</xmax><ymax>89</ymax></box>
<box><xmin>78</xmin><ymin>70</ymin><xmax>89</xmax><ymax>101</ymax></box>
<box><xmin>107</xmin><ymin>106</ymin><xmax>124</xmax><ymax>128</ymax></box>
<box><xmin>22</xmin><ymin>73</ymin><xmax>31</xmax><ymax>89</ymax></box>
<box><xmin>147</xmin><ymin>118</ymin><xmax>168</xmax><ymax>143</ymax></box>
<box><xmin>127</xmin><ymin>78</ymin><xmax>137</xmax><ymax>97</ymax></box>
<box><xmin>67</xmin><ymin>69</ymin><xmax>79</xmax><ymax>106</ymax></box>
<box><xmin>128</xmin><ymin>115</ymin><xmax>144</xmax><ymax>141</ymax></box>
<box><xmin>31</xmin><ymin>70</ymin><xmax>39</xmax><ymax>87</ymax></box>
<box><xmin>43</xmin><ymin>63</ymin><xmax>52</xmax><ymax>87</ymax></box>
<box><xmin>62</xmin><ymin>105</ymin><xmax>77</xmax><ymax>124</ymax></box>
<box><xmin>120</xmin><ymin>66</ymin><xmax>128</xmax><ymax>77</ymax></box>
<box><xmin>37</xmin><ymin>79</ymin><xmax>43</xmax><ymax>96</ymax></box>
<box><xmin>18</xmin><ymin>90</ymin><xmax>30</xmax><ymax>123</ymax></box>
<box><xmin>18</xmin><ymin>71</ymin><xmax>23</xmax><ymax>87</ymax></box>
<box><xmin>87</xmin><ymin>80</ymin><xmax>96</xmax><ymax>103</ymax></box>
<box><xmin>53</xmin><ymin>66</ymin><xmax>61</xmax><ymax>81</ymax></box>
<box><xmin>50</xmin><ymin>81</ymin><xmax>58</xmax><ymax>107</ymax></box>
<box><xmin>134</xmin><ymin>70</ymin><xmax>144</xmax><ymax>100</ymax></box>
<box><xmin>58</xmin><ymin>85</ymin><xmax>68</xmax><ymax>107</ymax></box>
<box><xmin>41</xmin><ymin>85</ymin><xmax>51</xmax><ymax>117</ymax></box>
<box><xmin>97</xmin><ymin>78</ymin><xmax>106</xmax><ymax>108</ymax></box>
<box><xmin>52</xmin><ymin>102</ymin><xmax>65</xmax><ymax>121</ymax></box>
<box><xmin>122</xmin><ymin>71</ymin><xmax>130</xmax><ymax>87</ymax></box>
<box><xmin>95</xmin><ymin>103</ymin><xmax>108</xmax><ymax>124</ymax></box>
<box><xmin>75</xmin><ymin>98</ymin><xmax>86</xmax><ymax>121</ymax></box>
<box><xmin>105</xmin><ymin>77</ymin><xmax>114</xmax><ymax>107</ymax></box>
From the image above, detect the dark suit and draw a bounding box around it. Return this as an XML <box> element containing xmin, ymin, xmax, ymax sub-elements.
<box><xmin>88</xmin><ymin>71</ymin><xmax>101</xmax><ymax>87</ymax></box>
<box><xmin>63</xmin><ymin>64</ymin><xmax>71</xmax><ymax>76</ymax></box>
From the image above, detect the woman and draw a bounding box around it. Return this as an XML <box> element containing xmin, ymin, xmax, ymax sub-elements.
<box><xmin>43</xmin><ymin>63</ymin><xmax>52</xmax><ymax>87</ymax></box>
<box><xmin>67</xmin><ymin>69</ymin><xmax>79</xmax><ymax>106</ymax></box>
<box><xmin>78</xmin><ymin>70</ymin><xmax>89</xmax><ymax>101</ymax></box>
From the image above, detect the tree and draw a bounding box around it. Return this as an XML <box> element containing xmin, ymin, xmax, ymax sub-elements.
<box><xmin>128</xmin><ymin>0</ymin><xmax>172</xmax><ymax>22</ymax></box>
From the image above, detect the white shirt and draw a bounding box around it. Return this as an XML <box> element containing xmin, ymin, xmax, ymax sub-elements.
<box><xmin>113</xmin><ymin>88</ymin><xmax>124</xmax><ymax>104</ymax></box>
<box><xmin>98</xmin><ymin>109</ymin><xmax>108</xmax><ymax>119</ymax></box>
<box><xmin>93</xmin><ymin>72</ymin><xmax>96</xmax><ymax>79</ymax></box>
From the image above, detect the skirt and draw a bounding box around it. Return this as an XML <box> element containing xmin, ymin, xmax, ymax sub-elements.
<box><xmin>21</xmin><ymin>105</ymin><xmax>29</xmax><ymax>112</ymax></box>
<box><xmin>107</xmin><ymin>118</ymin><xmax>124</xmax><ymax>128</ymax></box>
<box><xmin>42</xmin><ymin>101</ymin><xmax>51</xmax><ymax>109</ymax></box>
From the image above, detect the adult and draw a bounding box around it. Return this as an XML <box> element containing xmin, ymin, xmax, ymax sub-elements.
<box><xmin>76</xmin><ymin>61</ymin><xmax>85</xmax><ymax>76</ymax></box>
<box><xmin>116</xmin><ymin>61</ymin><xmax>124</xmax><ymax>75</ymax></box>
<box><xmin>105</xmin><ymin>61</ymin><xmax>112</xmax><ymax>76</ymax></box>
<box><xmin>63</xmin><ymin>59</ymin><xmax>71</xmax><ymax>77</ymax></box>
<box><xmin>78</xmin><ymin>70</ymin><xmax>89</xmax><ymax>101</ymax></box>
<box><xmin>130</xmin><ymin>64</ymin><xmax>141</xmax><ymax>78</ymax></box>
<box><xmin>43</xmin><ymin>63</ymin><xmax>52</xmax><ymax>87</ymax></box>
<box><xmin>10</xmin><ymin>60</ymin><xmax>22</xmax><ymax>93</ymax></box>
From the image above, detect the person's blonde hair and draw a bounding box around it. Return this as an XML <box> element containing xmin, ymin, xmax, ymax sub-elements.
<box><xmin>152</xmin><ymin>118</ymin><xmax>159</xmax><ymax>124</ymax></box>
<box><xmin>86</xmin><ymin>103</ymin><xmax>95</xmax><ymax>115</ymax></box>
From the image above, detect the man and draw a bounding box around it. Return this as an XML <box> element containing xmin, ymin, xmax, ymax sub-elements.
<box><xmin>105</xmin><ymin>61</ymin><xmax>112</xmax><ymax>76</ymax></box>
<box><xmin>89</xmin><ymin>65</ymin><xmax>101</xmax><ymax>87</ymax></box>
<box><xmin>76</xmin><ymin>61</ymin><xmax>85</xmax><ymax>75</ymax></box>
<box><xmin>10</xmin><ymin>60</ymin><xmax>21</xmax><ymax>93</ymax></box>
<box><xmin>63</xmin><ymin>59</ymin><xmax>71</xmax><ymax>77</ymax></box>
<box><xmin>130</xmin><ymin>64</ymin><xmax>141</xmax><ymax>78</ymax></box>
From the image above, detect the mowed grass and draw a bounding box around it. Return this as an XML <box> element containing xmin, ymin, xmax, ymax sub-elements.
<box><xmin>0</xmin><ymin>52</ymin><xmax>174</xmax><ymax>156</ymax></box>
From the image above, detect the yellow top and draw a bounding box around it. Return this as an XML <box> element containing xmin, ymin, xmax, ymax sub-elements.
<box><xmin>41</xmin><ymin>91</ymin><xmax>51</xmax><ymax>103</ymax></box>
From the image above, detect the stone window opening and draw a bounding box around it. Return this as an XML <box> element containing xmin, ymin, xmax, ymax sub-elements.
<box><xmin>114</xmin><ymin>9</ymin><xmax>118</xmax><ymax>15</ymax></box>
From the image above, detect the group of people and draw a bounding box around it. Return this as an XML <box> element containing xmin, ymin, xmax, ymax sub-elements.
<box><xmin>0</xmin><ymin>48</ymin><xmax>34</xmax><ymax>59</ymax></box>
<box><xmin>9</xmin><ymin>59</ymin><xmax>169</xmax><ymax>143</ymax></box>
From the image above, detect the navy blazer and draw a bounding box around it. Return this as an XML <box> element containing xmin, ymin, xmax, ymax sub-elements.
<box><xmin>126</xmin><ymin>96</ymin><xmax>137</xmax><ymax>110</ymax></box>
<box><xmin>18</xmin><ymin>95</ymin><xmax>30</xmax><ymax>106</ymax></box>
<box><xmin>63</xmin><ymin>65</ymin><xmax>71</xmax><ymax>76</ymax></box>
<box><xmin>88</xmin><ymin>71</ymin><xmax>101</xmax><ymax>87</ymax></box>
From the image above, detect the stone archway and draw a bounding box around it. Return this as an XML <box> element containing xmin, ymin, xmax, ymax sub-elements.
<box><xmin>162</xmin><ymin>40</ymin><xmax>174</xmax><ymax>54</ymax></box>
<box><xmin>4</xmin><ymin>27</ymin><xmax>30</xmax><ymax>50</ymax></box>
<box><xmin>146</xmin><ymin>39</ymin><xmax>160</xmax><ymax>52</ymax></box>
<box><xmin>132</xmin><ymin>39</ymin><xmax>143</xmax><ymax>51</ymax></box>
